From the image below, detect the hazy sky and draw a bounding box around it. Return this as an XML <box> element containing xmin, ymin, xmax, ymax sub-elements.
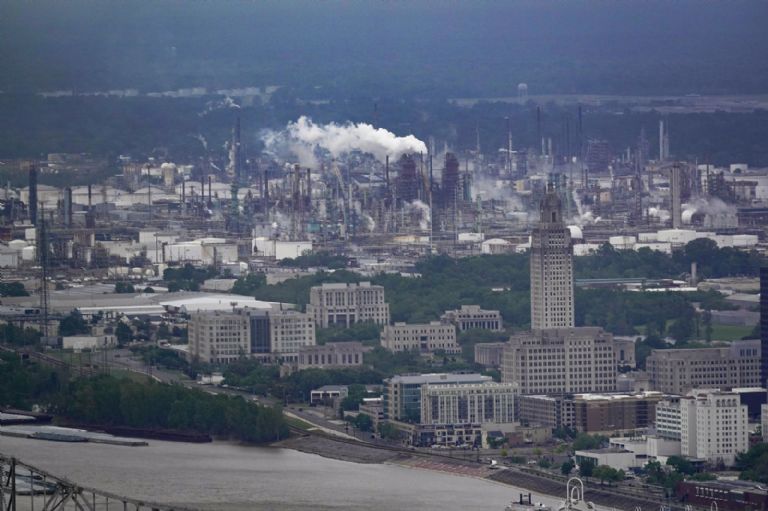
<box><xmin>1</xmin><ymin>1</ymin><xmax>767</xmax><ymax>95</ymax></box>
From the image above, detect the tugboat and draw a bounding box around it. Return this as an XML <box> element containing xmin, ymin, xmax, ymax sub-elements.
<box><xmin>504</xmin><ymin>492</ymin><xmax>553</xmax><ymax>511</ymax></box>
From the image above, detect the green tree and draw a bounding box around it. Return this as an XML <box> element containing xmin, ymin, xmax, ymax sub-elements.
<box><xmin>58</xmin><ymin>310</ymin><xmax>90</xmax><ymax>336</ymax></box>
<box><xmin>115</xmin><ymin>322</ymin><xmax>133</xmax><ymax>345</ymax></box>
<box><xmin>114</xmin><ymin>281</ymin><xmax>136</xmax><ymax>294</ymax></box>
<box><xmin>579</xmin><ymin>459</ymin><xmax>595</xmax><ymax>478</ymax></box>
<box><xmin>561</xmin><ymin>460</ymin><xmax>575</xmax><ymax>475</ymax></box>
<box><xmin>0</xmin><ymin>282</ymin><xmax>29</xmax><ymax>297</ymax></box>
<box><xmin>736</xmin><ymin>443</ymin><xmax>768</xmax><ymax>484</ymax></box>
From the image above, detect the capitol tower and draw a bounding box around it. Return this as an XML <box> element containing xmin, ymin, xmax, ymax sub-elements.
<box><xmin>530</xmin><ymin>183</ymin><xmax>574</xmax><ymax>330</ymax></box>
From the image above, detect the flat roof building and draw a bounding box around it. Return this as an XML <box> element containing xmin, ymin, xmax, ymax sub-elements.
<box><xmin>420</xmin><ymin>382</ymin><xmax>518</xmax><ymax>426</ymax></box>
<box><xmin>441</xmin><ymin>305</ymin><xmax>502</xmax><ymax>332</ymax></box>
<box><xmin>646</xmin><ymin>340</ymin><xmax>761</xmax><ymax>394</ymax></box>
<box><xmin>380</xmin><ymin>322</ymin><xmax>460</xmax><ymax>355</ymax></box>
<box><xmin>383</xmin><ymin>373</ymin><xmax>491</xmax><ymax>423</ymax></box>
<box><xmin>307</xmin><ymin>282</ymin><xmax>389</xmax><ymax>328</ymax></box>
<box><xmin>502</xmin><ymin>327</ymin><xmax>617</xmax><ymax>395</ymax></box>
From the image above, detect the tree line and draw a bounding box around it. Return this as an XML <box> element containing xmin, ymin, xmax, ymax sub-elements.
<box><xmin>0</xmin><ymin>352</ymin><xmax>288</xmax><ymax>444</ymax></box>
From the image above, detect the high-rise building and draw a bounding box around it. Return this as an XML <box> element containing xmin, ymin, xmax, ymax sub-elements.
<box><xmin>306</xmin><ymin>282</ymin><xmax>390</xmax><ymax>328</ymax></box>
<box><xmin>530</xmin><ymin>184</ymin><xmax>574</xmax><ymax>330</ymax></box>
<box><xmin>761</xmin><ymin>267</ymin><xmax>768</xmax><ymax>389</ymax></box>
<box><xmin>681</xmin><ymin>390</ymin><xmax>749</xmax><ymax>466</ymax></box>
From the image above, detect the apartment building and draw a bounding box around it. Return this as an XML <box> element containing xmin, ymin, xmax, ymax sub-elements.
<box><xmin>380</xmin><ymin>322</ymin><xmax>460</xmax><ymax>354</ymax></box>
<box><xmin>306</xmin><ymin>282</ymin><xmax>389</xmax><ymax>328</ymax></box>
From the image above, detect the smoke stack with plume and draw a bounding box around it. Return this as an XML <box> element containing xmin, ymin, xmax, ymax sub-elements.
<box><xmin>262</xmin><ymin>116</ymin><xmax>427</xmax><ymax>168</ymax></box>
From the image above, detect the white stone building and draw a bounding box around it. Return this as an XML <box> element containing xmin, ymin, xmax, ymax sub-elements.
<box><xmin>380</xmin><ymin>322</ymin><xmax>460</xmax><ymax>354</ymax></box>
<box><xmin>441</xmin><ymin>305</ymin><xmax>503</xmax><ymax>332</ymax></box>
<box><xmin>188</xmin><ymin>306</ymin><xmax>315</xmax><ymax>365</ymax></box>
<box><xmin>680</xmin><ymin>390</ymin><xmax>749</xmax><ymax>466</ymax></box>
<box><xmin>306</xmin><ymin>282</ymin><xmax>390</xmax><ymax>328</ymax></box>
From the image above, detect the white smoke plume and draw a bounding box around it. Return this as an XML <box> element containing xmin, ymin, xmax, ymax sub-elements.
<box><xmin>263</xmin><ymin>116</ymin><xmax>427</xmax><ymax>168</ymax></box>
<box><xmin>198</xmin><ymin>96</ymin><xmax>240</xmax><ymax>117</ymax></box>
<box><xmin>648</xmin><ymin>207</ymin><xmax>671</xmax><ymax>223</ymax></box>
<box><xmin>408</xmin><ymin>200</ymin><xmax>432</xmax><ymax>231</ymax></box>
<box><xmin>569</xmin><ymin>189</ymin><xmax>601</xmax><ymax>225</ymax></box>
<box><xmin>683</xmin><ymin>196</ymin><xmax>738</xmax><ymax>229</ymax></box>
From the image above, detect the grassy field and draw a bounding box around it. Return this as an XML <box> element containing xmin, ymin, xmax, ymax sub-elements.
<box><xmin>709</xmin><ymin>324</ymin><xmax>756</xmax><ymax>341</ymax></box>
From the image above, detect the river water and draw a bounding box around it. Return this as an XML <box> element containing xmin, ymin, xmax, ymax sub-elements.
<box><xmin>0</xmin><ymin>436</ymin><xmax>566</xmax><ymax>511</ymax></box>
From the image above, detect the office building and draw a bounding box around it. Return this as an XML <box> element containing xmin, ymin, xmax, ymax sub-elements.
<box><xmin>383</xmin><ymin>373</ymin><xmax>491</xmax><ymax>422</ymax></box>
<box><xmin>298</xmin><ymin>341</ymin><xmax>367</xmax><ymax>370</ymax></box>
<box><xmin>306</xmin><ymin>282</ymin><xmax>389</xmax><ymax>328</ymax></box>
<box><xmin>646</xmin><ymin>340</ymin><xmax>761</xmax><ymax>394</ymax></box>
<box><xmin>502</xmin><ymin>327</ymin><xmax>617</xmax><ymax>395</ymax></box>
<box><xmin>571</xmin><ymin>392</ymin><xmax>664</xmax><ymax>434</ymax></box>
<box><xmin>380</xmin><ymin>322</ymin><xmax>460</xmax><ymax>354</ymax></box>
<box><xmin>530</xmin><ymin>184</ymin><xmax>574</xmax><ymax>330</ymax></box>
<box><xmin>518</xmin><ymin>395</ymin><xmax>573</xmax><ymax>430</ymax></box>
<box><xmin>681</xmin><ymin>390</ymin><xmax>749</xmax><ymax>466</ymax></box>
<box><xmin>189</xmin><ymin>307</ymin><xmax>315</xmax><ymax>365</ymax></box>
<box><xmin>441</xmin><ymin>305</ymin><xmax>502</xmax><ymax>332</ymax></box>
<box><xmin>420</xmin><ymin>382</ymin><xmax>518</xmax><ymax>425</ymax></box>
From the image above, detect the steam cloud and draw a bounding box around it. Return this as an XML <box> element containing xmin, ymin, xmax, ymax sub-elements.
<box><xmin>263</xmin><ymin>116</ymin><xmax>427</xmax><ymax>167</ymax></box>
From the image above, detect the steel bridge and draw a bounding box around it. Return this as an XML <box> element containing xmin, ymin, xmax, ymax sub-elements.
<box><xmin>1</xmin><ymin>455</ymin><xmax>196</xmax><ymax>511</ymax></box>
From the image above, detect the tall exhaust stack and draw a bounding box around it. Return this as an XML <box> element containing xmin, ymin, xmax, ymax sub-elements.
<box><xmin>208</xmin><ymin>176</ymin><xmax>212</xmax><ymax>206</ymax></box>
<box><xmin>263</xmin><ymin>168</ymin><xmax>269</xmax><ymax>217</ymax></box>
<box><xmin>181</xmin><ymin>180</ymin><xmax>186</xmax><ymax>214</ymax></box>
<box><xmin>28</xmin><ymin>163</ymin><xmax>38</xmax><ymax>226</ymax></box>
<box><xmin>306</xmin><ymin>168</ymin><xmax>312</xmax><ymax>211</ymax></box>
<box><xmin>64</xmin><ymin>186</ymin><xmax>73</xmax><ymax>228</ymax></box>
<box><xmin>670</xmin><ymin>164</ymin><xmax>682</xmax><ymax>229</ymax></box>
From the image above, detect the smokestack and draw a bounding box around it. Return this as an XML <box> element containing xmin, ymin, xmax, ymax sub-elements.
<box><xmin>536</xmin><ymin>107</ymin><xmax>542</xmax><ymax>155</ymax></box>
<box><xmin>28</xmin><ymin>163</ymin><xmax>38</xmax><ymax>226</ymax></box>
<box><xmin>263</xmin><ymin>168</ymin><xmax>269</xmax><ymax>217</ymax></box>
<box><xmin>670</xmin><ymin>164</ymin><xmax>682</xmax><ymax>229</ymax></box>
<box><xmin>659</xmin><ymin>120</ymin><xmax>665</xmax><ymax>161</ymax></box>
<box><xmin>87</xmin><ymin>184</ymin><xmax>92</xmax><ymax>209</ymax></box>
<box><xmin>234</xmin><ymin>115</ymin><xmax>242</xmax><ymax>183</ymax></box>
<box><xmin>578</xmin><ymin>105</ymin><xmax>583</xmax><ymax>159</ymax></box>
<box><xmin>181</xmin><ymin>180</ymin><xmax>186</xmax><ymax>214</ymax></box>
<box><xmin>306</xmin><ymin>168</ymin><xmax>312</xmax><ymax>210</ymax></box>
<box><xmin>690</xmin><ymin>261</ymin><xmax>698</xmax><ymax>286</ymax></box>
<box><xmin>64</xmin><ymin>186</ymin><xmax>73</xmax><ymax>228</ymax></box>
<box><xmin>208</xmin><ymin>175</ymin><xmax>212</xmax><ymax>206</ymax></box>
<box><xmin>385</xmin><ymin>155</ymin><xmax>390</xmax><ymax>188</ymax></box>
